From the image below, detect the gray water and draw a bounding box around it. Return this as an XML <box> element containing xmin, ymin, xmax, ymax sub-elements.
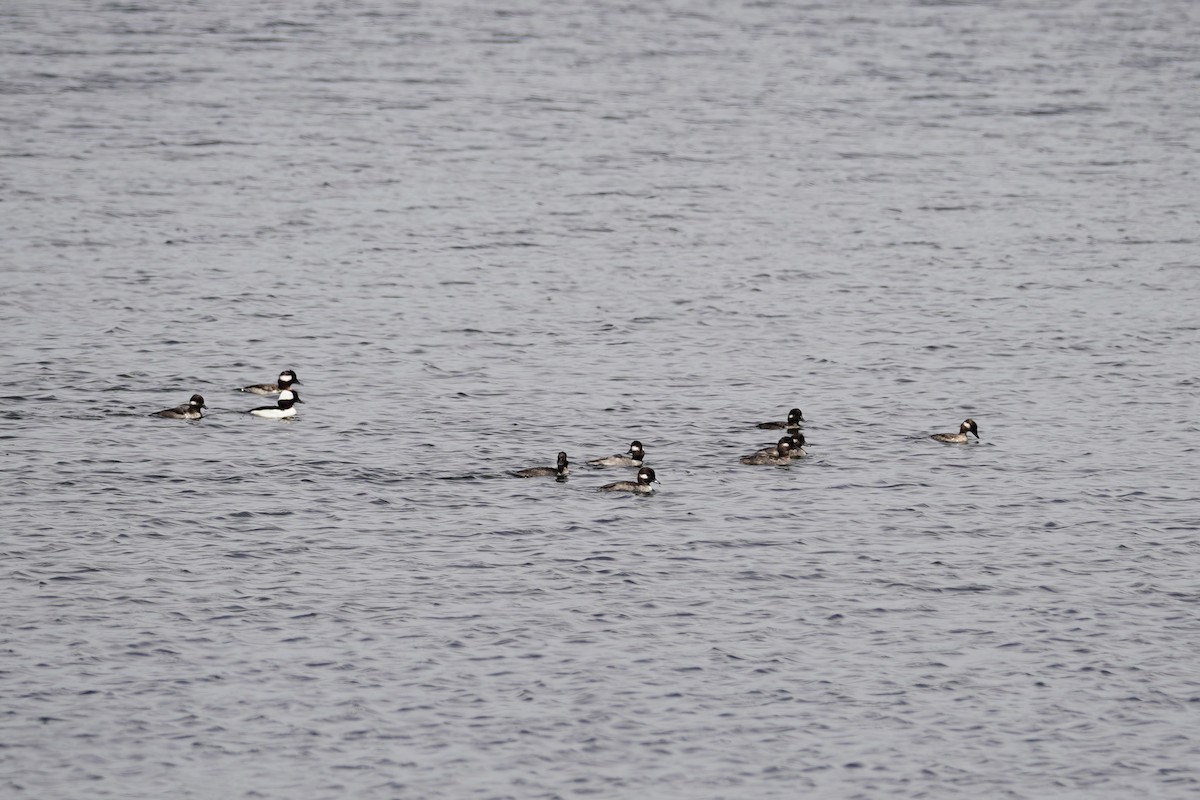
<box><xmin>2</xmin><ymin>1</ymin><xmax>1199</xmax><ymax>797</ymax></box>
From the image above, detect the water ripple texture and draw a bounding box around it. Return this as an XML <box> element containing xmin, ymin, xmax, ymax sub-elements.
<box><xmin>2</xmin><ymin>1</ymin><xmax>1199</xmax><ymax>798</ymax></box>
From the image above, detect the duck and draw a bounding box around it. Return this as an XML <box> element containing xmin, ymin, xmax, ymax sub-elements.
<box><xmin>740</xmin><ymin>437</ymin><xmax>793</xmax><ymax>465</ymax></box>
<box><xmin>513</xmin><ymin>451</ymin><xmax>570</xmax><ymax>481</ymax></box>
<box><xmin>756</xmin><ymin>407</ymin><xmax>805</xmax><ymax>429</ymax></box>
<box><xmin>588</xmin><ymin>440</ymin><xmax>645</xmax><ymax>467</ymax></box>
<box><xmin>600</xmin><ymin>466</ymin><xmax>658</xmax><ymax>494</ymax></box>
<box><xmin>151</xmin><ymin>394</ymin><xmax>206</xmax><ymax>420</ymax></box>
<box><xmin>931</xmin><ymin>418</ymin><xmax>979</xmax><ymax>443</ymax></box>
<box><xmin>248</xmin><ymin>388</ymin><xmax>303</xmax><ymax>419</ymax></box>
<box><xmin>239</xmin><ymin>369</ymin><xmax>301</xmax><ymax>396</ymax></box>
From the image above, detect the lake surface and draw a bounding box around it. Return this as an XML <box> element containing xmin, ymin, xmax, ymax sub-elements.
<box><xmin>2</xmin><ymin>1</ymin><xmax>1198</xmax><ymax>797</ymax></box>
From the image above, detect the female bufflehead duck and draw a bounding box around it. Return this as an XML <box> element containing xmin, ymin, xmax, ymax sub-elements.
<box><xmin>756</xmin><ymin>407</ymin><xmax>805</xmax><ymax>429</ymax></box>
<box><xmin>600</xmin><ymin>466</ymin><xmax>658</xmax><ymax>494</ymax></box>
<box><xmin>741</xmin><ymin>437</ymin><xmax>792</xmax><ymax>465</ymax></box>
<box><xmin>239</xmin><ymin>369</ymin><xmax>301</xmax><ymax>396</ymax></box>
<box><xmin>588</xmin><ymin>440</ymin><xmax>645</xmax><ymax>467</ymax></box>
<box><xmin>931</xmin><ymin>418</ymin><xmax>979</xmax><ymax>443</ymax></box>
<box><xmin>248</xmin><ymin>388</ymin><xmax>303</xmax><ymax>419</ymax></box>
<box><xmin>513</xmin><ymin>451</ymin><xmax>570</xmax><ymax>481</ymax></box>
<box><xmin>152</xmin><ymin>394</ymin><xmax>206</xmax><ymax>420</ymax></box>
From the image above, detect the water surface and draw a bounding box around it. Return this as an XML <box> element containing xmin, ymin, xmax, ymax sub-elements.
<box><xmin>2</xmin><ymin>1</ymin><xmax>1198</xmax><ymax>797</ymax></box>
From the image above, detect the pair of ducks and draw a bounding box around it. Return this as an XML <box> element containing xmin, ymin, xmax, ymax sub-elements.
<box><xmin>514</xmin><ymin>441</ymin><xmax>657</xmax><ymax>494</ymax></box>
<box><xmin>151</xmin><ymin>370</ymin><xmax>303</xmax><ymax>420</ymax></box>
<box><xmin>740</xmin><ymin>407</ymin><xmax>807</xmax><ymax>465</ymax></box>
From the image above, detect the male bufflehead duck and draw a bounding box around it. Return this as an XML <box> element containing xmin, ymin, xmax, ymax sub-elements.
<box><xmin>248</xmin><ymin>388</ymin><xmax>303</xmax><ymax>419</ymax></box>
<box><xmin>741</xmin><ymin>437</ymin><xmax>792</xmax><ymax>465</ymax></box>
<box><xmin>239</xmin><ymin>369</ymin><xmax>301</xmax><ymax>396</ymax></box>
<box><xmin>588</xmin><ymin>440</ymin><xmax>645</xmax><ymax>467</ymax></box>
<box><xmin>931</xmin><ymin>418</ymin><xmax>979</xmax><ymax>443</ymax></box>
<box><xmin>600</xmin><ymin>466</ymin><xmax>658</xmax><ymax>494</ymax></box>
<box><xmin>152</xmin><ymin>394</ymin><xmax>206</xmax><ymax>420</ymax></box>
<box><xmin>513</xmin><ymin>451</ymin><xmax>570</xmax><ymax>481</ymax></box>
<box><xmin>756</xmin><ymin>407</ymin><xmax>805</xmax><ymax>429</ymax></box>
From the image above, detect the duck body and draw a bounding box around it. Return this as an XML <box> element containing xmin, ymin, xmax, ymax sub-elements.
<box><xmin>600</xmin><ymin>466</ymin><xmax>658</xmax><ymax>494</ymax></box>
<box><xmin>240</xmin><ymin>369</ymin><xmax>301</xmax><ymax>396</ymax></box>
<box><xmin>513</xmin><ymin>451</ymin><xmax>570</xmax><ymax>480</ymax></box>
<box><xmin>931</xmin><ymin>418</ymin><xmax>980</xmax><ymax>443</ymax></box>
<box><xmin>588</xmin><ymin>440</ymin><xmax>645</xmax><ymax>468</ymax></box>
<box><xmin>152</xmin><ymin>394</ymin><xmax>206</xmax><ymax>420</ymax></box>
<box><xmin>756</xmin><ymin>407</ymin><xmax>804</xmax><ymax>430</ymax></box>
<box><xmin>741</xmin><ymin>438</ymin><xmax>793</xmax><ymax>465</ymax></box>
<box><xmin>249</xmin><ymin>389</ymin><xmax>303</xmax><ymax>419</ymax></box>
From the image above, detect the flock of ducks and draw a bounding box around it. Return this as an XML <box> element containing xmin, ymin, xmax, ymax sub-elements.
<box><xmin>512</xmin><ymin>441</ymin><xmax>659</xmax><ymax>494</ymax></box>
<box><xmin>150</xmin><ymin>369</ymin><xmax>303</xmax><ymax>421</ymax></box>
<box><xmin>151</xmin><ymin>372</ymin><xmax>981</xmax><ymax>495</ymax></box>
<box><xmin>510</xmin><ymin>407</ymin><xmax>980</xmax><ymax>495</ymax></box>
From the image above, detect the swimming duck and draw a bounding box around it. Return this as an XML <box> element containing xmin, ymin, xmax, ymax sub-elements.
<box><xmin>513</xmin><ymin>451</ymin><xmax>570</xmax><ymax>481</ymax></box>
<box><xmin>239</xmin><ymin>369</ymin><xmax>301</xmax><ymax>396</ymax></box>
<box><xmin>741</xmin><ymin>437</ymin><xmax>793</xmax><ymax>465</ymax></box>
<box><xmin>152</xmin><ymin>394</ymin><xmax>206</xmax><ymax>420</ymax></box>
<box><xmin>248</xmin><ymin>388</ymin><xmax>303</xmax><ymax>419</ymax></box>
<box><xmin>600</xmin><ymin>466</ymin><xmax>658</xmax><ymax>494</ymax></box>
<box><xmin>931</xmin><ymin>418</ymin><xmax>979</xmax><ymax>443</ymax></box>
<box><xmin>588</xmin><ymin>440</ymin><xmax>645</xmax><ymax>467</ymax></box>
<box><xmin>756</xmin><ymin>407</ymin><xmax>804</xmax><ymax>429</ymax></box>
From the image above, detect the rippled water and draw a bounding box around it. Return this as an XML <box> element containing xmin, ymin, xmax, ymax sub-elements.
<box><xmin>3</xmin><ymin>1</ymin><xmax>1199</xmax><ymax>797</ymax></box>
